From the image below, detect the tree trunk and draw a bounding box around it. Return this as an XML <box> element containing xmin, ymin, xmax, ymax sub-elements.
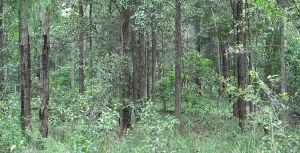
<box><xmin>119</xmin><ymin>6</ymin><xmax>131</xmax><ymax>134</ymax></box>
<box><xmin>231</xmin><ymin>0</ymin><xmax>239</xmax><ymax>117</ymax></box>
<box><xmin>89</xmin><ymin>1</ymin><xmax>94</xmax><ymax>78</ymax></box>
<box><xmin>279</xmin><ymin>0</ymin><xmax>286</xmax><ymax>102</ymax></box>
<box><xmin>78</xmin><ymin>0</ymin><xmax>84</xmax><ymax>93</ymax></box>
<box><xmin>236</xmin><ymin>0</ymin><xmax>246</xmax><ymax>130</ymax></box>
<box><xmin>216</xmin><ymin>39</ymin><xmax>223</xmax><ymax>101</ymax></box>
<box><xmin>151</xmin><ymin>15</ymin><xmax>157</xmax><ymax>103</ymax></box>
<box><xmin>175</xmin><ymin>0</ymin><xmax>182</xmax><ymax>132</ymax></box>
<box><xmin>39</xmin><ymin>6</ymin><xmax>50</xmax><ymax>138</ymax></box>
<box><xmin>0</xmin><ymin>0</ymin><xmax>3</xmax><ymax>99</ymax></box>
<box><xmin>19</xmin><ymin>4</ymin><xmax>31</xmax><ymax>132</ymax></box>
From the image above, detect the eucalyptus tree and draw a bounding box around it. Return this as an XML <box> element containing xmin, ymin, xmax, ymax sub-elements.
<box><xmin>78</xmin><ymin>0</ymin><xmax>84</xmax><ymax>93</ymax></box>
<box><xmin>231</xmin><ymin>0</ymin><xmax>246</xmax><ymax>129</ymax></box>
<box><xmin>19</xmin><ymin>1</ymin><xmax>31</xmax><ymax>132</ymax></box>
<box><xmin>39</xmin><ymin>4</ymin><xmax>50</xmax><ymax>138</ymax></box>
<box><xmin>0</xmin><ymin>0</ymin><xmax>3</xmax><ymax>98</ymax></box>
<box><xmin>174</xmin><ymin>0</ymin><xmax>182</xmax><ymax>131</ymax></box>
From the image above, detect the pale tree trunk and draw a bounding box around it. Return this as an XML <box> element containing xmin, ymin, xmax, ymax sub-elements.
<box><xmin>175</xmin><ymin>0</ymin><xmax>182</xmax><ymax>132</ymax></box>
<box><xmin>0</xmin><ymin>0</ymin><xmax>3</xmax><ymax>99</ymax></box>
<box><xmin>146</xmin><ymin>35</ymin><xmax>150</xmax><ymax>101</ymax></box>
<box><xmin>279</xmin><ymin>0</ymin><xmax>286</xmax><ymax>101</ymax></box>
<box><xmin>71</xmin><ymin>42</ymin><xmax>75</xmax><ymax>90</ymax></box>
<box><xmin>39</xmin><ymin>6</ymin><xmax>50</xmax><ymax>138</ymax></box>
<box><xmin>151</xmin><ymin>15</ymin><xmax>157</xmax><ymax>103</ymax></box>
<box><xmin>79</xmin><ymin>0</ymin><xmax>84</xmax><ymax>93</ymax></box>
<box><xmin>19</xmin><ymin>3</ymin><xmax>31</xmax><ymax>132</ymax></box>
<box><xmin>216</xmin><ymin>40</ymin><xmax>223</xmax><ymax>101</ymax></box>
<box><xmin>231</xmin><ymin>0</ymin><xmax>239</xmax><ymax>118</ymax></box>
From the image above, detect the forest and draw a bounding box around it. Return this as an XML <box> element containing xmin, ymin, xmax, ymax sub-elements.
<box><xmin>1</xmin><ymin>0</ymin><xmax>300</xmax><ymax>152</ymax></box>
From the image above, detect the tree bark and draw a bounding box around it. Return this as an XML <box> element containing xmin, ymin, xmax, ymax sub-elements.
<box><xmin>89</xmin><ymin>1</ymin><xmax>94</xmax><ymax>78</ymax></box>
<box><xmin>39</xmin><ymin>6</ymin><xmax>50</xmax><ymax>138</ymax></box>
<box><xmin>236</xmin><ymin>0</ymin><xmax>246</xmax><ymax>130</ymax></box>
<box><xmin>79</xmin><ymin>0</ymin><xmax>84</xmax><ymax>93</ymax></box>
<box><xmin>151</xmin><ymin>15</ymin><xmax>157</xmax><ymax>103</ymax></box>
<box><xmin>0</xmin><ymin>0</ymin><xmax>3</xmax><ymax>99</ymax></box>
<box><xmin>119</xmin><ymin>6</ymin><xmax>131</xmax><ymax>134</ymax></box>
<box><xmin>175</xmin><ymin>0</ymin><xmax>182</xmax><ymax>132</ymax></box>
<box><xmin>19</xmin><ymin>4</ymin><xmax>31</xmax><ymax>132</ymax></box>
<box><xmin>279</xmin><ymin>0</ymin><xmax>286</xmax><ymax>101</ymax></box>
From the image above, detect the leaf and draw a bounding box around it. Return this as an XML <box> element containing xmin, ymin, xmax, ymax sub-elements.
<box><xmin>10</xmin><ymin>145</ymin><xmax>16</xmax><ymax>151</ymax></box>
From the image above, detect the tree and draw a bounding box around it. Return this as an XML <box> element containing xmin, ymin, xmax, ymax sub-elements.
<box><xmin>39</xmin><ymin>5</ymin><xmax>50</xmax><ymax>138</ymax></box>
<box><xmin>19</xmin><ymin>2</ymin><xmax>31</xmax><ymax>132</ymax></box>
<box><xmin>151</xmin><ymin>13</ymin><xmax>157</xmax><ymax>103</ymax></box>
<box><xmin>174</xmin><ymin>0</ymin><xmax>182</xmax><ymax>132</ymax></box>
<box><xmin>0</xmin><ymin>0</ymin><xmax>3</xmax><ymax>98</ymax></box>
<box><xmin>119</xmin><ymin>4</ymin><xmax>131</xmax><ymax>133</ymax></box>
<box><xmin>78</xmin><ymin>0</ymin><xmax>84</xmax><ymax>93</ymax></box>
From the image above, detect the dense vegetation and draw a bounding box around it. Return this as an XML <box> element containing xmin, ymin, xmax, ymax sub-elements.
<box><xmin>1</xmin><ymin>0</ymin><xmax>300</xmax><ymax>152</ymax></box>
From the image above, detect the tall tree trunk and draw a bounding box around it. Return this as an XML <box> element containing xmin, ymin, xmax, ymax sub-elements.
<box><xmin>151</xmin><ymin>15</ymin><xmax>157</xmax><ymax>103</ymax></box>
<box><xmin>0</xmin><ymin>0</ymin><xmax>3</xmax><ymax>99</ymax></box>
<box><xmin>39</xmin><ymin>6</ymin><xmax>50</xmax><ymax>138</ymax></box>
<box><xmin>19</xmin><ymin>3</ymin><xmax>31</xmax><ymax>132</ymax></box>
<box><xmin>78</xmin><ymin>0</ymin><xmax>84</xmax><ymax>93</ymax></box>
<box><xmin>174</xmin><ymin>0</ymin><xmax>182</xmax><ymax>132</ymax></box>
<box><xmin>279</xmin><ymin>0</ymin><xmax>286</xmax><ymax>102</ymax></box>
<box><xmin>119</xmin><ymin>6</ymin><xmax>131</xmax><ymax>134</ymax></box>
<box><xmin>216</xmin><ymin>39</ymin><xmax>223</xmax><ymax>101</ymax></box>
<box><xmin>89</xmin><ymin>1</ymin><xmax>94</xmax><ymax>78</ymax></box>
<box><xmin>236</xmin><ymin>0</ymin><xmax>246</xmax><ymax>130</ymax></box>
<box><xmin>231</xmin><ymin>0</ymin><xmax>239</xmax><ymax>117</ymax></box>
<box><xmin>71</xmin><ymin>41</ymin><xmax>75</xmax><ymax>90</ymax></box>
<box><xmin>146</xmin><ymin>34</ymin><xmax>150</xmax><ymax>101</ymax></box>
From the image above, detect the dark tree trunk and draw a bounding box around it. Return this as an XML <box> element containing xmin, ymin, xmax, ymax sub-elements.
<box><xmin>151</xmin><ymin>15</ymin><xmax>157</xmax><ymax>103</ymax></box>
<box><xmin>175</xmin><ymin>0</ymin><xmax>182</xmax><ymax>132</ymax></box>
<box><xmin>236</xmin><ymin>0</ymin><xmax>246</xmax><ymax>130</ymax></box>
<box><xmin>279</xmin><ymin>0</ymin><xmax>286</xmax><ymax>102</ymax></box>
<box><xmin>39</xmin><ymin>6</ymin><xmax>50</xmax><ymax>138</ymax></box>
<box><xmin>119</xmin><ymin>6</ymin><xmax>131</xmax><ymax>134</ymax></box>
<box><xmin>19</xmin><ymin>4</ymin><xmax>31</xmax><ymax>132</ymax></box>
<box><xmin>79</xmin><ymin>0</ymin><xmax>84</xmax><ymax>93</ymax></box>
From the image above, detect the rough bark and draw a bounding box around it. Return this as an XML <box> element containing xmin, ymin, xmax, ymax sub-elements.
<box><xmin>119</xmin><ymin>6</ymin><xmax>131</xmax><ymax>134</ymax></box>
<box><xmin>175</xmin><ymin>0</ymin><xmax>182</xmax><ymax>132</ymax></box>
<box><xmin>19</xmin><ymin>4</ymin><xmax>31</xmax><ymax>132</ymax></box>
<box><xmin>79</xmin><ymin>0</ymin><xmax>84</xmax><ymax>93</ymax></box>
<box><xmin>236</xmin><ymin>0</ymin><xmax>246</xmax><ymax>130</ymax></box>
<box><xmin>39</xmin><ymin>6</ymin><xmax>50</xmax><ymax>138</ymax></box>
<box><xmin>151</xmin><ymin>15</ymin><xmax>157</xmax><ymax>103</ymax></box>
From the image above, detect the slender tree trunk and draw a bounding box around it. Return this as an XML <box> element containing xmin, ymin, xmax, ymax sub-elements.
<box><xmin>71</xmin><ymin>41</ymin><xmax>75</xmax><ymax>90</ymax></box>
<box><xmin>146</xmin><ymin>36</ymin><xmax>150</xmax><ymax>101</ymax></box>
<box><xmin>175</xmin><ymin>0</ymin><xmax>182</xmax><ymax>132</ymax></box>
<box><xmin>0</xmin><ymin>0</ymin><xmax>3</xmax><ymax>99</ymax></box>
<box><xmin>78</xmin><ymin>0</ymin><xmax>84</xmax><ymax>93</ymax></box>
<box><xmin>39</xmin><ymin>6</ymin><xmax>50</xmax><ymax>138</ymax></box>
<box><xmin>19</xmin><ymin>4</ymin><xmax>31</xmax><ymax>132</ymax></box>
<box><xmin>236</xmin><ymin>0</ymin><xmax>246</xmax><ymax>130</ymax></box>
<box><xmin>231</xmin><ymin>0</ymin><xmax>239</xmax><ymax>117</ymax></box>
<box><xmin>279</xmin><ymin>0</ymin><xmax>286</xmax><ymax>101</ymax></box>
<box><xmin>151</xmin><ymin>15</ymin><xmax>157</xmax><ymax>103</ymax></box>
<box><xmin>216</xmin><ymin>39</ymin><xmax>223</xmax><ymax>101</ymax></box>
<box><xmin>89</xmin><ymin>1</ymin><xmax>94</xmax><ymax>78</ymax></box>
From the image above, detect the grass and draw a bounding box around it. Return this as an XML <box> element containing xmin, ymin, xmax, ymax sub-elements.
<box><xmin>1</xmin><ymin>98</ymin><xmax>300</xmax><ymax>152</ymax></box>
